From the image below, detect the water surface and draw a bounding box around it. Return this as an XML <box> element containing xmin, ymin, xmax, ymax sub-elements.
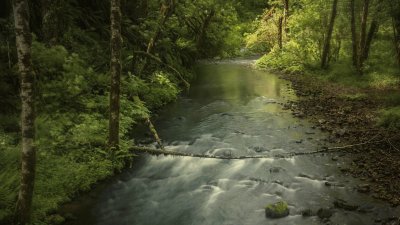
<box><xmin>65</xmin><ymin>60</ymin><xmax>399</xmax><ymax>225</ymax></box>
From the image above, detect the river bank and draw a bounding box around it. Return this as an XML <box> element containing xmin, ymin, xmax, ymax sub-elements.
<box><xmin>276</xmin><ymin>71</ymin><xmax>400</xmax><ymax>207</ymax></box>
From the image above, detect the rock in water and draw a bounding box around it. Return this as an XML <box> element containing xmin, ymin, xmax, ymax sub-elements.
<box><xmin>301</xmin><ymin>209</ymin><xmax>314</xmax><ymax>217</ymax></box>
<box><xmin>357</xmin><ymin>184</ymin><xmax>371</xmax><ymax>193</ymax></box>
<box><xmin>317</xmin><ymin>208</ymin><xmax>333</xmax><ymax>219</ymax></box>
<box><xmin>265</xmin><ymin>201</ymin><xmax>289</xmax><ymax>219</ymax></box>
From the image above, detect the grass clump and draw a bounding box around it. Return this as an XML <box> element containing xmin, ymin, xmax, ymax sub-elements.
<box><xmin>378</xmin><ymin>107</ymin><xmax>400</xmax><ymax>129</ymax></box>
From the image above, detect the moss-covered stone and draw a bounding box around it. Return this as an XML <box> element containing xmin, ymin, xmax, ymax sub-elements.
<box><xmin>265</xmin><ymin>201</ymin><xmax>289</xmax><ymax>219</ymax></box>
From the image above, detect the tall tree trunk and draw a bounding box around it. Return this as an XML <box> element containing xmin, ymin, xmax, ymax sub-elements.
<box><xmin>393</xmin><ymin>14</ymin><xmax>400</xmax><ymax>66</ymax></box>
<box><xmin>357</xmin><ymin>0</ymin><xmax>370</xmax><ymax>72</ymax></box>
<box><xmin>12</xmin><ymin>0</ymin><xmax>36</xmax><ymax>224</ymax></box>
<box><xmin>362</xmin><ymin>19</ymin><xmax>378</xmax><ymax>62</ymax></box>
<box><xmin>350</xmin><ymin>0</ymin><xmax>359</xmax><ymax>67</ymax></box>
<box><xmin>321</xmin><ymin>0</ymin><xmax>339</xmax><ymax>68</ymax></box>
<box><xmin>283</xmin><ymin>0</ymin><xmax>289</xmax><ymax>29</ymax></box>
<box><xmin>277</xmin><ymin>16</ymin><xmax>283</xmax><ymax>49</ymax></box>
<box><xmin>109</xmin><ymin>0</ymin><xmax>122</xmax><ymax>149</ymax></box>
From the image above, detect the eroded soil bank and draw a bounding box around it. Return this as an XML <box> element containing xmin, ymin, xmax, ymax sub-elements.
<box><xmin>280</xmin><ymin>72</ymin><xmax>400</xmax><ymax>207</ymax></box>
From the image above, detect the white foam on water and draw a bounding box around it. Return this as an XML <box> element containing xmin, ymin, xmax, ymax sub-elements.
<box><xmin>294</xmin><ymin>176</ymin><xmax>324</xmax><ymax>188</ymax></box>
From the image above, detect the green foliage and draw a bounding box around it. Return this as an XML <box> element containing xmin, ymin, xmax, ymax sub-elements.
<box><xmin>251</xmin><ymin>0</ymin><xmax>399</xmax><ymax>91</ymax></box>
<box><xmin>0</xmin><ymin>131</ymin><xmax>19</xmax><ymax>222</ymax></box>
<box><xmin>256</xmin><ymin>45</ymin><xmax>306</xmax><ymax>74</ymax></box>
<box><xmin>378</xmin><ymin>107</ymin><xmax>400</xmax><ymax>129</ymax></box>
<box><xmin>0</xmin><ymin>40</ymin><xmax>181</xmax><ymax>224</ymax></box>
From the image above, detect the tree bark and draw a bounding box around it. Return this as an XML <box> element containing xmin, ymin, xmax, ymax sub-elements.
<box><xmin>362</xmin><ymin>19</ymin><xmax>378</xmax><ymax>62</ymax></box>
<box><xmin>393</xmin><ymin>14</ymin><xmax>400</xmax><ymax>66</ymax></box>
<box><xmin>12</xmin><ymin>0</ymin><xmax>36</xmax><ymax>224</ymax></box>
<box><xmin>108</xmin><ymin>0</ymin><xmax>122</xmax><ymax>149</ymax></box>
<box><xmin>350</xmin><ymin>0</ymin><xmax>359</xmax><ymax>67</ymax></box>
<box><xmin>357</xmin><ymin>0</ymin><xmax>370</xmax><ymax>72</ymax></box>
<box><xmin>283</xmin><ymin>0</ymin><xmax>289</xmax><ymax>29</ymax></box>
<box><xmin>277</xmin><ymin>16</ymin><xmax>283</xmax><ymax>49</ymax></box>
<box><xmin>321</xmin><ymin>0</ymin><xmax>339</xmax><ymax>68</ymax></box>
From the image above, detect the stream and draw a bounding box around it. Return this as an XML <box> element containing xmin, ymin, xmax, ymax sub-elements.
<box><xmin>64</xmin><ymin>60</ymin><xmax>399</xmax><ymax>225</ymax></box>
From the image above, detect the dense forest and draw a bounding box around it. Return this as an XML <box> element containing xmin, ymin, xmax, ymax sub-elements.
<box><xmin>1</xmin><ymin>0</ymin><xmax>400</xmax><ymax>224</ymax></box>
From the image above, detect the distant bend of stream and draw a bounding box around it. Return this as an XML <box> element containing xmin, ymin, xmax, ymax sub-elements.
<box><xmin>64</xmin><ymin>59</ymin><xmax>399</xmax><ymax>225</ymax></box>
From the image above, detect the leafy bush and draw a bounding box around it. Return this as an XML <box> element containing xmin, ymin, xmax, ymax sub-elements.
<box><xmin>0</xmin><ymin>39</ymin><xmax>182</xmax><ymax>224</ymax></box>
<box><xmin>256</xmin><ymin>44</ymin><xmax>306</xmax><ymax>74</ymax></box>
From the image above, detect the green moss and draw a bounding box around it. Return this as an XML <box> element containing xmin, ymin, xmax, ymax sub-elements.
<box><xmin>266</xmin><ymin>201</ymin><xmax>288</xmax><ymax>212</ymax></box>
<box><xmin>265</xmin><ymin>201</ymin><xmax>289</xmax><ymax>218</ymax></box>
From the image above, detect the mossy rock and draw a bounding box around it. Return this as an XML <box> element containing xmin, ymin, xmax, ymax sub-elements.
<box><xmin>265</xmin><ymin>201</ymin><xmax>289</xmax><ymax>219</ymax></box>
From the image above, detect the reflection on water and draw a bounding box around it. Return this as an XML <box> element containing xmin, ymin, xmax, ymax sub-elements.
<box><xmin>65</xmin><ymin>61</ymin><xmax>399</xmax><ymax>225</ymax></box>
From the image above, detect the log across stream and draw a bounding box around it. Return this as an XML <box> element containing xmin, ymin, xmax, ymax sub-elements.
<box><xmin>63</xmin><ymin>60</ymin><xmax>399</xmax><ymax>225</ymax></box>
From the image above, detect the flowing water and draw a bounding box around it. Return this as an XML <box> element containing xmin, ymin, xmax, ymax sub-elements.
<box><xmin>65</xmin><ymin>60</ymin><xmax>399</xmax><ymax>225</ymax></box>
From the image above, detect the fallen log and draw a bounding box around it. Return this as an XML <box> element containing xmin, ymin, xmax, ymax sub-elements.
<box><xmin>128</xmin><ymin>142</ymin><xmax>377</xmax><ymax>160</ymax></box>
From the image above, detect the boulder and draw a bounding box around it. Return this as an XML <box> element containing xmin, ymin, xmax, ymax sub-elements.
<box><xmin>317</xmin><ymin>208</ymin><xmax>333</xmax><ymax>219</ymax></box>
<box><xmin>265</xmin><ymin>201</ymin><xmax>290</xmax><ymax>219</ymax></box>
<box><xmin>333</xmin><ymin>199</ymin><xmax>359</xmax><ymax>211</ymax></box>
<box><xmin>301</xmin><ymin>209</ymin><xmax>314</xmax><ymax>217</ymax></box>
<box><xmin>357</xmin><ymin>184</ymin><xmax>371</xmax><ymax>193</ymax></box>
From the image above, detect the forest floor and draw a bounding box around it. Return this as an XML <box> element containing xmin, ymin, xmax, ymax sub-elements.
<box><xmin>279</xmin><ymin>72</ymin><xmax>400</xmax><ymax>206</ymax></box>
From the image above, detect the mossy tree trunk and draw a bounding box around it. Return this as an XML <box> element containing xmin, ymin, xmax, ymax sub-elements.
<box><xmin>362</xmin><ymin>19</ymin><xmax>379</xmax><ymax>62</ymax></box>
<box><xmin>357</xmin><ymin>0</ymin><xmax>370</xmax><ymax>73</ymax></box>
<box><xmin>108</xmin><ymin>0</ymin><xmax>122</xmax><ymax>149</ymax></box>
<box><xmin>350</xmin><ymin>0</ymin><xmax>359</xmax><ymax>67</ymax></box>
<box><xmin>282</xmin><ymin>0</ymin><xmax>289</xmax><ymax>32</ymax></box>
<box><xmin>321</xmin><ymin>0</ymin><xmax>339</xmax><ymax>68</ymax></box>
<box><xmin>12</xmin><ymin>0</ymin><xmax>36</xmax><ymax>224</ymax></box>
<box><xmin>393</xmin><ymin>12</ymin><xmax>400</xmax><ymax>66</ymax></box>
<box><xmin>277</xmin><ymin>16</ymin><xmax>283</xmax><ymax>49</ymax></box>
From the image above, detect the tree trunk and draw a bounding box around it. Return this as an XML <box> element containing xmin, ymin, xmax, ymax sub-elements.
<box><xmin>283</xmin><ymin>0</ymin><xmax>289</xmax><ymax>30</ymax></box>
<box><xmin>108</xmin><ymin>0</ymin><xmax>122</xmax><ymax>149</ymax></box>
<box><xmin>321</xmin><ymin>0</ymin><xmax>339</xmax><ymax>68</ymax></box>
<box><xmin>362</xmin><ymin>19</ymin><xmax>378</xmax><ymax>62</ymax></box>
<box><xmin>277</xmin><ymin>16</ymin><xmax>283</xmax><ymax>49</ymax></box>
<box><xmin>357</xmin><ymin>0</ymin><xmax>370</xmax><ymax>72</ymax></box>
<box><xmin>350</xmin><ymin>0</ymin><xmax>359</xmax><ymax>67</ymax></box>
<box><xmin>393</xmin><ymin>14</ymin><xmax>400</xmax><ymax>66</ymax></box>
<box><xmin>12</xmin><ymin>0</ymin><xmax>36</xmax><ymax>224</ymax></box>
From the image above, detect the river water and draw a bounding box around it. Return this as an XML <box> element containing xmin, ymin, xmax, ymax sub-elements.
<box><xmin>65</xmin><ymin>60</ymin><xmax>399</xmax><ymax>225</ymax></box>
